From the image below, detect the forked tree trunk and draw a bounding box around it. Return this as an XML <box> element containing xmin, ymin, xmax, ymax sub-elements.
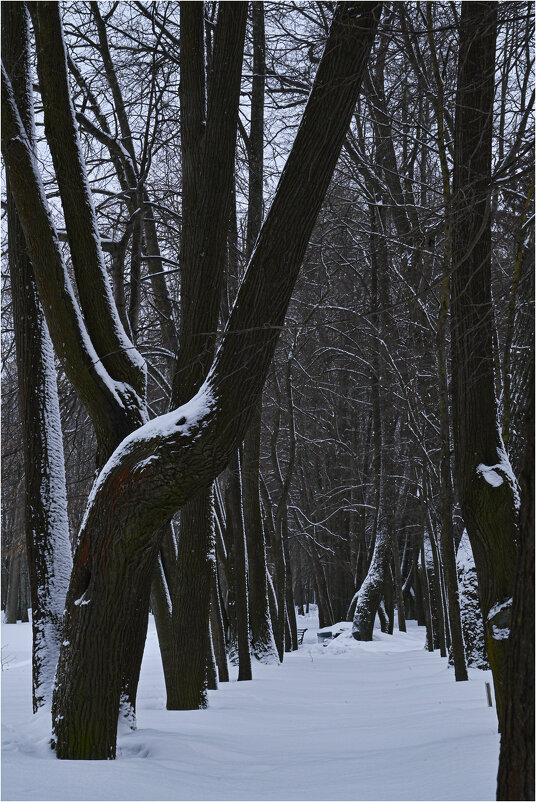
<box><xmin>3</xmin><ymin>1</ymin><xmax>382</xmax><ymax>759</ymax></box>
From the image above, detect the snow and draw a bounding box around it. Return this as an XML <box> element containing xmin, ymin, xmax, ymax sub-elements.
<box><xmin>79</xmin><ymin>382</ymin><xmax>215</xmax><ymax>534</ymax></box>
<box><xmin>487</xmin><ymin>598</ymin><xmax>512</xmax><ymax>641</ymax></box>
<box><xmin>2</xmin><ymin>610</ymin><xmax>500</xmax><ymax>801</ymax></box>
<box><xmin>476</xmin><ymin>464</ymin><xmax>504</xmax><ymax>487</ymax></box>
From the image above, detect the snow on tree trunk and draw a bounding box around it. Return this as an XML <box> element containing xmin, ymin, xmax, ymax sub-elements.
<box><xmin>450</xmin><ymin>1</ymin><xmax>519</xmax><ymax>728</ymax></box>
<box><xmin>456</xmin><ymin>531</ymin><xmax>489</xmax><ymax>670</ymax></box>
<box><xmin>3</xmin><ymin>1</ymin><xmax>72</xmax><ymax>712</ymax></box>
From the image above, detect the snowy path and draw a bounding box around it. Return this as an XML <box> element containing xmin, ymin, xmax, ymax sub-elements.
<box><xmin>2</xmin><ymin>614</ymin><xmax>499</xmax><ymax>801</ymax></box>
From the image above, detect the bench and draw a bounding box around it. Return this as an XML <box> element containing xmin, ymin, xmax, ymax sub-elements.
<box><xmin>297</xmin><ymin>628</ymin><xmax>307</xmax><ymax>645</ymax></box>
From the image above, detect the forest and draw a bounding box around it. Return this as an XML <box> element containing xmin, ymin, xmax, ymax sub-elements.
<box><xmin>1</xmin><ymin>1</ymin><xmax>534</xmax><ymax>800</ymax></box>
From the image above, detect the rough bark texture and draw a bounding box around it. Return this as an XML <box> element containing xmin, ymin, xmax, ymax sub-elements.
<box><xmin>3</xmin><ymin>1</ymin><xmax>72</xmax><ymax>711</ymax></box>
<box><xmin>450</xmin><ymin>1</ymin><xmax>518</xmax><ymax>729</ymax></box>
<box><xmin>243</xmin><ymin>403</ymin><xmax>278</xmax><ymax>662</ymax></box>
<box><xmin>227</xmin><ymin>455</ymin><xmax>252</xmax><ymax>680</ymax></box>
<box><xmin>496</xmin><ymin>367</ymin><xmax>534</xmax><ymax>800</ymax></box>
<box><xmin>168</xmin><ymin>488</ymin><xmax>216</xmax><ymax>709</ymax></box>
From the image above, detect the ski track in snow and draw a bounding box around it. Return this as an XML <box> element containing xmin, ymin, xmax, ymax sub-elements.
<box><xmin>2</xmin><ymin>611</ymin><xmax>499</xmax><ymax>801</ymax></box>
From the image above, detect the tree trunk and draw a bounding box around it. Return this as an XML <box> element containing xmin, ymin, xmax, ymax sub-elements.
<box><xmin>450</xmin><ymin>1</ymin><xmax>518</xmax><ymax>729</ymax></box>
<box><xmin>242</xmin><ymin>402</ymin><xmax>278</xmax><ymax>662</ymax></box>
<box><xmin>284</xmin><ymin>520</ymin><xmax>298</xmax><ymax>650</ymax></box>
<box><xmin>426</xmin><ymin>2</ymin><xmax>468</xmax><ymax>682</ymax></box>
<box><xmin>271</xmin><ymin>522</ymin><xmax>287</xmax><ymax>661</ymax></box>
<box><xmin>160</xmin><ymin>1</ymin><xmax>249</xmax><ymax>708</ymax></box>
<box><xmin>497</xmin><ymin>367</ymin><xmax>534</xmax><ymax>800</ymax></box>
<box><xmin>169</xmin><ymin>487</ymin><xmax>216</xmax><ymax>709</ymax></box>
<box><xmin>3</xmin><ymin>1</ymin><xmax>72</xmax><ymax>710</ymax></box>
<box><xmin>353</xmin><ymin>208</ymin><xmax>391</xmax><ymax>641</ymax></box>
<box><xmin>227</xmin><ymin>455</ymin><xmax>252</xmax><ymax>681</ymax></box>
<box><xmin>210</xmin><ymin>561</ymin><xmax>229</xmax><ymax>683</ymax></box>
<box><xmin>5</xmin><ymin>550</ymin><xmax>21</xmax><ymax>625</ymax></box>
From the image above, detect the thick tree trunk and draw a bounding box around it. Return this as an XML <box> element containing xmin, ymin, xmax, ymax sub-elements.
<box><xmin>450</xmin><ymin>1</ymin><xmax>518</xmax><ymax>729</ymax></box>
<box><xmin>497</xmin><ymin>368</ymin><xmax>534</xmax><ymax>800</ymax></box>
<box><xmin>169</xmin><ymin>487</ymin><xmax>215</xmax><ymax>709</ymax></box>
<box><xmin>3</xmin><ymin>1</ymin><xmax>72</xmax><ymax>710</ymax></box>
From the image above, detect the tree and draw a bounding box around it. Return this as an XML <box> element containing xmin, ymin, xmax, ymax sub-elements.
<box><xmin>450</xmin><ymin>1</ymin><xmax>519</xmax><ymax>728</ymax></box>
<box><xmin>2</xmin><ymin>0</ymin><xmax>382</xmax><ymax>759</ymax></box>
<box><xmin>497</xmin><ymin>365</ymin><xmax>534</xmax><ymax>799</ymax></box>
<box><xmin>2</xmin><ymin>1</ymin><xmax>72</xmax><ymax>711</ymax></box>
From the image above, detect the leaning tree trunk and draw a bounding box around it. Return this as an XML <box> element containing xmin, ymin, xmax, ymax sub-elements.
<box><xmin>450</xmin><ymin>1</ymin><xmax>518</xmax><ymax>729</ymax></box>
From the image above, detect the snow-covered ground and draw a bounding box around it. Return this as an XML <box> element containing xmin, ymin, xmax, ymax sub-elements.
<box><xmin>2</xmin><ymin>610</ymin><xmax>499</xmax><ymax>801</ymax></box>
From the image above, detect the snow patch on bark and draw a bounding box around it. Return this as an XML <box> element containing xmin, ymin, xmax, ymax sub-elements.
<box><xmin>476</xmin><ymin>464</ymin><xmax>504</xmax><ymax>487</ymax></box>
<box><xmin>31</xmin><ymin>313</ymin><xmax>72</xmax><ymax>709</ymax></box>
<box><xmin>487</xmin><ymin>598</ymin><xmax>512</xmax><ymax>641</ymax></box>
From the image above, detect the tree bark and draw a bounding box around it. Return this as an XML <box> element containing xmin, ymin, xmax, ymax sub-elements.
<box><xmin>3</xmin><ymin>1</ymin><xmax>72</xmax><ymax>710</ymax></box>
<box><xmin>497</xmin><ymin>367</ymin><xmax>534</xmax><ymax>800</ymax></box>
<box><xmin>450</xmin><ymin>1</ymin><xmax>518</xmax><ymax>729</ymax></box>
<box><xmin>227</xmin><ymin>455</ymin><xmax>252</xmax><ymax>680</ymax></box>
<box><xmin>242</xmin><ymin>402</ymin><xmax>278</xmax><ymax>661</ymax></box>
